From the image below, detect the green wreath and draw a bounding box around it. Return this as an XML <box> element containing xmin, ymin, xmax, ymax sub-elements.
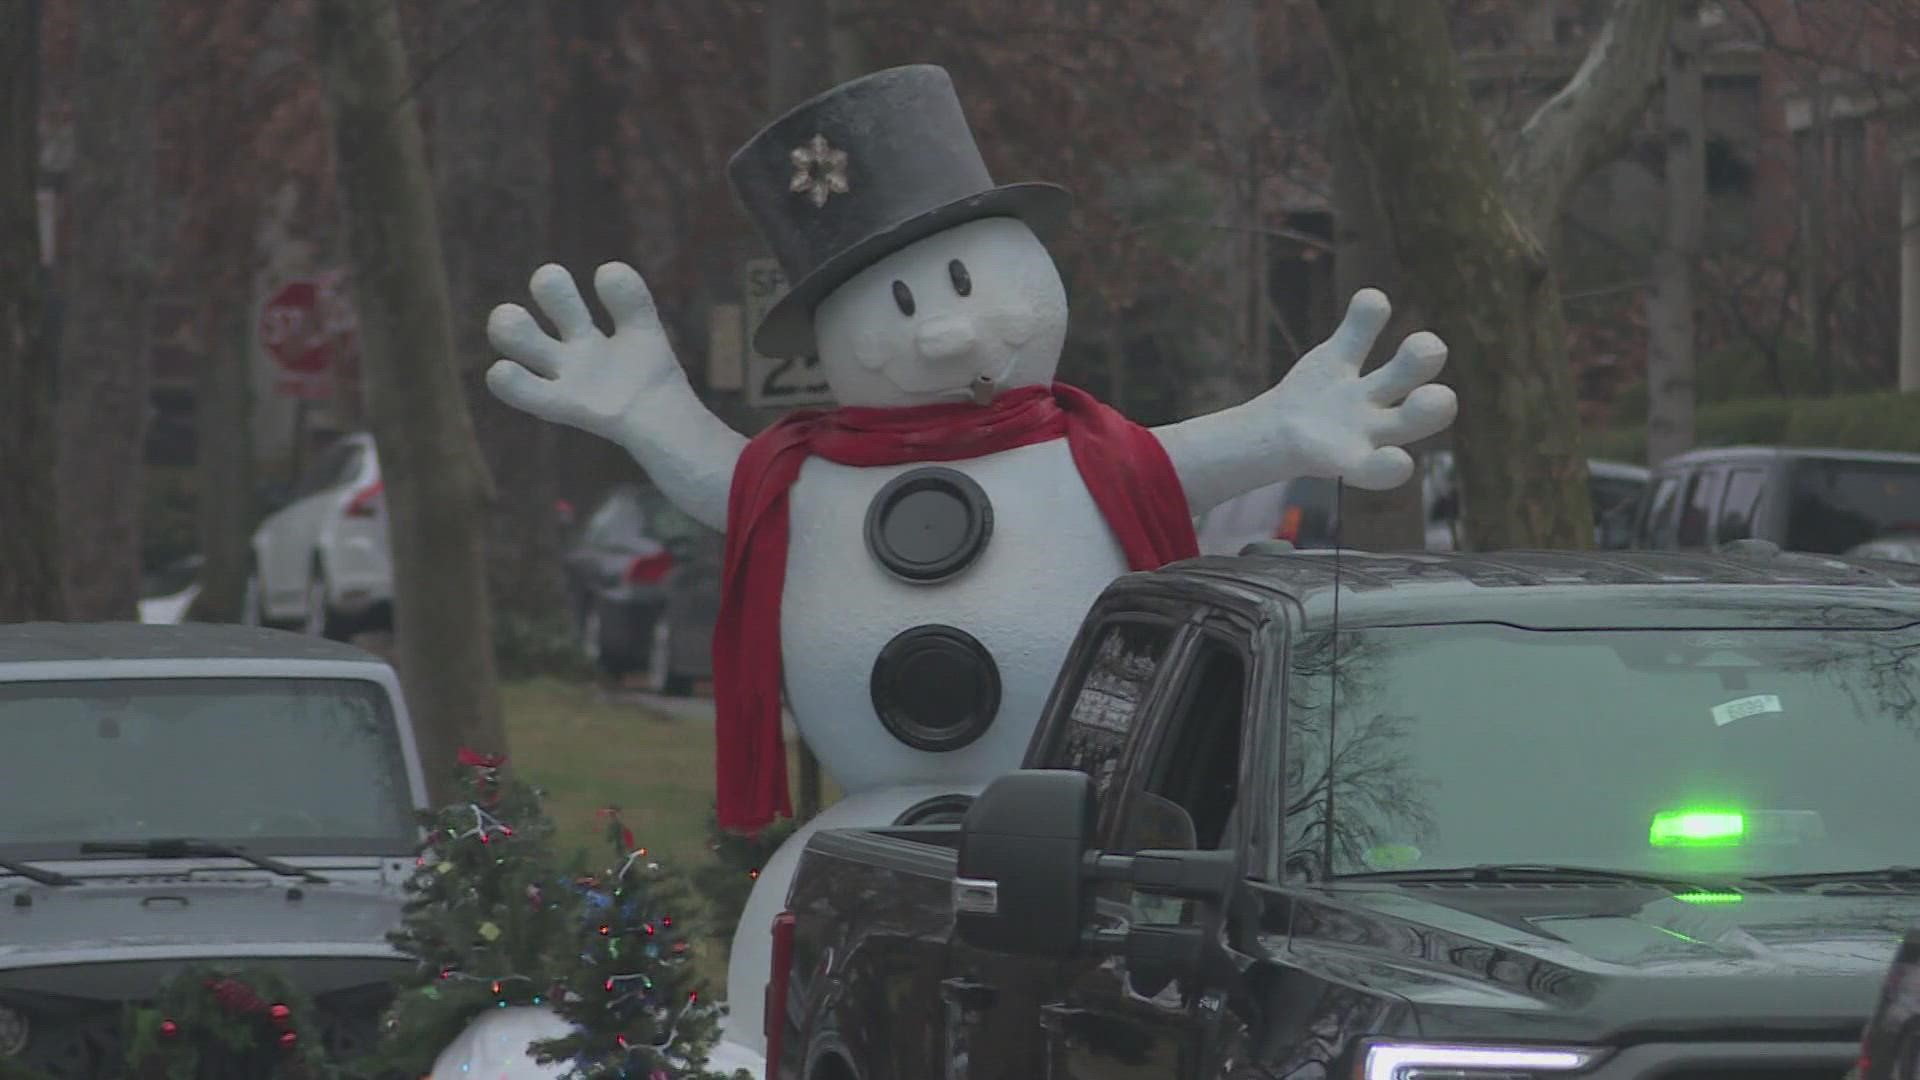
<box><xmin>122</xmin><ymin>965</ymin><xmax>336</xmax><ymax>1080</ymax></box>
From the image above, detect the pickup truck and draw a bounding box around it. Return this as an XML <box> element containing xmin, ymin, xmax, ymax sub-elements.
<box><xmin>0</xmin><ymin>622</ymin><xmax>431</xmax><ymax>1077</ymax></box>
<box><xmin>767</xmin><ymin>545</ymin><xmax>1920</xmax><ymax>1080</ymax></box>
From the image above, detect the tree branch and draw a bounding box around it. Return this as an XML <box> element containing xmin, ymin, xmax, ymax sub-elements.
<box><xmin>1501</xmin><ymin>0</ymin><xmax>1676</xmax><ymax>238</ymax></box>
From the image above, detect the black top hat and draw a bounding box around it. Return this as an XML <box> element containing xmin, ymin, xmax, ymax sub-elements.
<box><xmin>726</xmin><ymin>64</ymin><xmax>1072</xmax><ymax>358</ymax></box>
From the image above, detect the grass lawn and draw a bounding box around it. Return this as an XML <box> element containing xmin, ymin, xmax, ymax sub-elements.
<box><xmin>499</xmin><ymin>677</ymin><xmax>837</xmax><ymax>993</ymax></box>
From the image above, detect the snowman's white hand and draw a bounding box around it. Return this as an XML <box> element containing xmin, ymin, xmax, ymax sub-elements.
<box><xmin>1271</xmin><ymin>289</ymin><xmax>1456</xmax><ymax>491</ymax></box>
<box><xmin>484</xmin><ymin>262</ymin><xmax>680</xmax><ymax>440</ymax></box>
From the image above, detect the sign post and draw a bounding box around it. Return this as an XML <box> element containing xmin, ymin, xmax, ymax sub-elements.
<box><xmin>741</xmin><ymin>258</ymin><xmax>833</xmax><ymax>408</ymax></box>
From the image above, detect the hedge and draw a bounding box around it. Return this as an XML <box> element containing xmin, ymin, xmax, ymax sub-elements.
<box><xmin>1588</xmin><ymin>390</ymin><xmax>1920</xmax><ymax>465</ymax></box>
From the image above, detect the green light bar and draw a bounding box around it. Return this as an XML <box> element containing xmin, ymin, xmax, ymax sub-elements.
<box><xmin>1650</xmin><ymin>810</ymin><xmax>1746</xmax><ymax>847</ymax></box>
<box><xmin>1673</xmin><ymin>890</ymin><xmax>1743</xmax><ymax>905</ymax></box>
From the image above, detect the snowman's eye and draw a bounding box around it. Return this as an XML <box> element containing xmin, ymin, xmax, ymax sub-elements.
<box><xmin>891</xmin><ymin>280</ymin><xmax>915</xmax><ymax>316</ymax></box>
<box><xmin>948</xmin><ymin>260</ymin><xmax>972</xmax><ymax>297</ymax></box>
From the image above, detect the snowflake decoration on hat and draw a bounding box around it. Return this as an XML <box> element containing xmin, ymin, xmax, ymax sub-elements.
<box><xmin>789</xmin><ymin>133</ymin><xmax>850</xmax><ymax>208</ymax></box>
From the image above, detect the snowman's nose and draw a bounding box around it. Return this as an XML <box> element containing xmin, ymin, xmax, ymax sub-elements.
<box><xmin>914</xmin><ymin>315</ymin><xmax>977</xmax><ymax>362</ymax></box>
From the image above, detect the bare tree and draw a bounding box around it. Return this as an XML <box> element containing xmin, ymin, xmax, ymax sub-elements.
<box><xmin>1327</xmin><ymin>81</ymin><xmax>1429</xmax><ymax>551</ymax></box>
<box><xmin>1645</xmin><ymin>2</ymin><xmax>1704</xmax><ymax>465</ymax></box>
<box><xmin>0</xmin><ymin>0</ymin><xmax>63</xmax><ymax>622</ymax></box>
<box><xmin>314</xmin><ymin>0</ymin><xmax>506</xmax><ymax>797</ymax></box>
<box><xmin>1318</xmin><ymin>0</ymin><xmax>1675</xmax><ymax>550</ymax></box>
<box><xmin>1178</xmin><ymin>0</ymin><xmax>1270</xmax><ymax>418</ymax></box>
<box><xmin>54</xmin><ymin>0</ymin><xmax>160</xmax><ymax>619</ymax></box>
<box><xmin>423</xmin><ymin>0</ymin><xmax>568</xmax><ymax>636</ymax></box>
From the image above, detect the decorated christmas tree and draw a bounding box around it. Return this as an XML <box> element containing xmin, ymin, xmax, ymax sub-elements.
<box><xmin>373</xmin><ymin>749</ymin><xmax>577</xmax><ymax>1075</ymax></box>
<box><xmin>122</xmin><ymin>965</ymin><xmax>334</xmax><ymax>1080</ymax></box>
<box><xmin>691</xmin><ymin>808</ymin><xmax>795</xmax><ymax>949</ymax></box>
<box><xmin>529</xmin><ymin>809</ymin><xmax>739</xmax><ymax>1079</ymax></box>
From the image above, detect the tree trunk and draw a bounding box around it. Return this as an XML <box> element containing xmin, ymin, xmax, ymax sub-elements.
<box><xmin>54</xmin><ymin>0</ymin><xmax>160</xmax><ymax>620</ymax></box>
<box><xmin>0</xmin><ymin>0</ymin><xmax>64</xmax><ymax>622</ymax></box>
<box><xmin>425</xmin><ymin>0</ymin><xmax>567</xmax><ymax>636</ymax></box>
<box><xmin>1901</xmin><ymin>148</ymin><xmax>1920</xmax><ymax>392</ymax></box>
<box><xmin>1645</xmin><ymin>3</ymin><xmax>1703</xmax><ymax>465</ymax></box>
<box><xmin>1800</xmin><ymin>87</ymin><xmax>1831</xmax><ymax>380</ymax></box>
<box><xmin>1177</xmin><ymin>0</ymin><xmax>1268</xmax><ymax>418</ymax></box>
<box><xmin>314</xmin><ymin>0</ymin><xmax>506</xmax><ymax>799</ymax></box>
<box><xmin>193</xmin><ymin>282</ymin><xmax>255</xmax><ymax>623</ymax></box>
<box><xmin>1328</xmin><ymin>84</ymin><xmax>1428</xmax><ymax>552</ymax></box>
<box><xmin>1319</xmin><ymin>0</ymin><xmax>1673</xmax><ymax>551</ymax></box>
<box><xmin>766</xmin><ymin>0</ymin><xmax>845</xmax><ymax>822</ymax></box>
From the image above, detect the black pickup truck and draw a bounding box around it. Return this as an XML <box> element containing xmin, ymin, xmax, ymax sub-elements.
<box><xmin>764</xmin><ymin>545</ymin><xmax>1920</xmax><ymax>1080</ymax></box>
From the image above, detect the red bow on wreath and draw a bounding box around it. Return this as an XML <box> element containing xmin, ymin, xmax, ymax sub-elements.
<box><xmin>457</xmin><ymin>747</ymin><xmax>506</xmax><ymax>769</ymax></box>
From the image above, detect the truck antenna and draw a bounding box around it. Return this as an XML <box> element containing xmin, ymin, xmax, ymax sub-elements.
<box><xmin>1321</xmin><ymin>475</ymin><xmax>1344</xmax><ymax>878</ymax></box>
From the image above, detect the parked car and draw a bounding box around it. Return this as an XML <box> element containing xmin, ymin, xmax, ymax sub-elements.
<box><xmin>765</xmin><ymin>545</ymin><xmax>1920</xmax><ymax>1080</ymax></box>
<box><xmin>561</xmin><ymin>483</ymin><xmax>721</xmax><ymax>691</ymax></box>
<box><xmin>1199</xmin><ymin>454</ymin><xmax>1648</xmax><ymax>555</ymax></box>
<box><xmin>1854</xmin><ymin>928</ymin><xmax>1920</xmax><ymax>1080</ymax></box>
<box><xmin>136</xmin><ymin>554</ymin><xmax>203</xmax><ymax>625</ymax></box>
<box><xmin>245</xmin><ymin>432</ymin><xmax>390</xmax><ymax>639</ymax></box>
<box><xmin>1631</xmin><ymin>445</ymin><xmax>1920</xmax><ymax>555</ymax></box>
<box><xmin>0</xmin><ymin>622</ymin><xmax>430</xmax><ymax>1076</ymax></box>
<box><xmin>1193</xmin><ymin>476</ymin><xmax>1338</xmax><ymax>554</ymax></box>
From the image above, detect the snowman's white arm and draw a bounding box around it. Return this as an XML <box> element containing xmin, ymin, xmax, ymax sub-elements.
<box><xmin>1151</xmin><ymin>290</ymin><xmax>1456</xmax><ymax>516</ymax></box>
<box><xmin>485</xmin><ymin>263</ymin><xmax>747</xmax><ymax>533</ymax></box>
<box><xmin>605</xmin><ymin>388</ymin><xmax>747</xmax><ymax>533</ymax></box>
<box><xmin>1151</xmin><ymin>388</ymin><xmax>1310</xmax><ymax>517</ymax></box>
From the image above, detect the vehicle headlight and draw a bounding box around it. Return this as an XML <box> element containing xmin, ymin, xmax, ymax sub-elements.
<box><xmin>1360</xmin><ymin>1041</ymin><xmax>1601</xmax><ymax>1079</ymax></box>
<box><xmin>0</xmin><ymin>1004</ymin><xmax>28</xmax><ymax>1057</ymax></box>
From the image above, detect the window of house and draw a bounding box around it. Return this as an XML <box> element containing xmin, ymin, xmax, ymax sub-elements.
<box><xmin>1042</xmin><ymin>619</ymin><xmax>1175</xmax><ymax>807</ymax></box>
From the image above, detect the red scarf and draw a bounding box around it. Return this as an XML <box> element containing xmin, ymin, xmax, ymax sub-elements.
<box><xmin>712</xmin><ymin>382</ymin><xmax>1198</xmax><ymax>834</ymax></box>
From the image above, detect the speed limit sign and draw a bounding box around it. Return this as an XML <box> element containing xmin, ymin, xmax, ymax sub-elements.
<box><xmin>742</xmin><ymin>259</ymin><xmax>833</xmax><ymax>408</ymax></box>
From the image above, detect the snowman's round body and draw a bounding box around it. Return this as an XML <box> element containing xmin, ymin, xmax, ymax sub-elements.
<box><xmin>781</xmin><ymin>438</ymin><xmax>1129</xmax><ymax>792</ymax></box>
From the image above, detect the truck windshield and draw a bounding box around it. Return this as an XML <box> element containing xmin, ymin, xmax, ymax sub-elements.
<box><xmin>0</xmin><ymin>678</ymin><xmax>416</xmax><ymax>857</ymax></box>
<box><xmin>1784</xmin><ymin>458</ymin><xmax>1920</xmax><ymax>553</ymax></box>
<box><xmin>1284</xmin><ymin>624</ymin><xmax>1920</xmax><ymax>881</ymax></box>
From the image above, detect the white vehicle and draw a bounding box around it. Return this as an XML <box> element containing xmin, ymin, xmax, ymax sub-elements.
<box><xmin>245</xmin><ymin>432</ymin><xmax>392</xmax><ymax>639</ymax></box>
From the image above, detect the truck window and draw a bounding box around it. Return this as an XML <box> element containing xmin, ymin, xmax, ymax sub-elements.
<box><xmin>1043</xmin><ymin>619</ymin><xmax>1176</xmax><ymax>805</ymax></box>
<box><xmin>1640</xmin><ymin>474</ymin><xmax>1682</xmax><ymax>547</ymax></box>
<box><xmin>1784</xmin><ymin>459</ymin><xmax>1920</xmax><ymax>553</ymax></box>
<box><xmin>1138</xmin><ymin>636</ymin><xmax>1245</xmax><ymax>851</ymax></box>
<box><xmin>1675</xmin><ymin>468</ymin><xmax>1725</xmax><ymax>548</ymax></box>
<box><xmin>1717</xmin><ymin>469</ymin><xmax>1765</xmax><ymax>541</ymax></box>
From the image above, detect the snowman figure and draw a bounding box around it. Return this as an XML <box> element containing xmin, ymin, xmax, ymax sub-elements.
<box><xmin>482</xmin><ymin>65</ymin><xmax>1454</xmax><ymax>1063</ymax></box>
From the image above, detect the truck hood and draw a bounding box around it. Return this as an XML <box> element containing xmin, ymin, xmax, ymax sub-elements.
<box><xmin>1280</xmin><ymin>882</ymin><xmax>1920</xmax><ymax>1041</ymax></box>
<box><xmin>0</xmin><ymin>875</ymin><xmax>406</xmax><ymax>998</ymax></box>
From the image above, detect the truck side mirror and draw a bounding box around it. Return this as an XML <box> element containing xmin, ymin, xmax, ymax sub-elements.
<box><xmin>953</xmin><ymin>770</ymin><xmax>1095</xmax><ymax>958</ymax></box>
<box><xmin>954</xmin><ymin>772</ymin><xmax>1241</xmax><ymax>962</ymax></box>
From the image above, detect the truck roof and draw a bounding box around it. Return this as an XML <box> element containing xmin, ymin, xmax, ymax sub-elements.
<box><xmin>1653</xmin><ymin>444</ymin><xmax>1920</xmax><ymax>468</ymax></box>
<box><xmin>0</xmin><ymin>622</ymin><xmax>387</xmax><ymax>666</ymax></box>
<box><xmin>1161</xmin><ymin>547</ymin><xmax>1920</xmax><ymax>631</ymax></box>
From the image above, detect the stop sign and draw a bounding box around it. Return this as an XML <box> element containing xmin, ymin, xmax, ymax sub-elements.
<box><xmin>259</xmin><ymin>281</ymin><xmax>332</xmax><ymax>374</ymax></box>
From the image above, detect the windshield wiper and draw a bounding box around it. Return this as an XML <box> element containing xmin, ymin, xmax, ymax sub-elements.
<box><xmin>1750</xmin><ymin>866</ymin><xmax>1920</xmax><ymax>887</ymax></box>
<box><xmin>0</xmin><ymin>856</ymin><xmax>78</xmax><ymax>886</ymax></box>
<box><xmin>1338</xmin><ymin>863</ymin><xmax>1761</xmax><ymax>892</ymax></box>
<box><xmin>79</xmin><ymin>839</ymin><xmax>329</xmax><ymax>884</ymax></box>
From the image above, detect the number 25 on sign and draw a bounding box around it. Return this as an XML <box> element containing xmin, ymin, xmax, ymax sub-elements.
<box><xmin>743</xmin><ymin>258</ymin><xmax>833</xmax><ymax>408</ymax></box>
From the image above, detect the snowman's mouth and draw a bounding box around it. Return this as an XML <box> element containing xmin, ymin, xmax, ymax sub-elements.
<box><xmin>881</xmin><ymin>353</ymin><xmax>1020</xmax><ymax>403</ymax></box>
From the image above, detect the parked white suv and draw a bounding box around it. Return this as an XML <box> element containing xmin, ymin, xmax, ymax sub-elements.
<box><xmin>245</xmin><ymin>432</ymin><xmax>392</xmax><ymax>639</ymax></box>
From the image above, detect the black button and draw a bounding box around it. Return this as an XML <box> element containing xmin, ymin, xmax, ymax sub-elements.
<box><xmin>865</xmin><ymin>467</ymin><xmax>994</xmax><ymax>584</ymax></box>
<box><xmin>870</xmin><ymin>624</ymin><xmax>1001</xmax><ymax>752</ymax></box>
